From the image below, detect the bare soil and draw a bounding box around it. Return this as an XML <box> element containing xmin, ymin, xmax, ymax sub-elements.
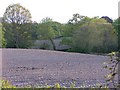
<box><xmin>1</xmin><ymin>48</ymin><xmax>116</xmax><ymax>87</ymax></box>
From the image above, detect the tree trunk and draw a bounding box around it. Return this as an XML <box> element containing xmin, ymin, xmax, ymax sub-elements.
<box><xmin>49</xmin><ymin>38</ymin><xmax>56</xmax><ymax>50</ymax></box>
<box><xmin>14</xmin><ymin>26</ymin><xmax>19</xmax><ymax>48</ymax></box>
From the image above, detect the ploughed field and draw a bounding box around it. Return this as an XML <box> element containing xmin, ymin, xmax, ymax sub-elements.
<box><xmin>1</xmin><ymin>49</ymin><xmax>117</xmax><ymax>87</ymax></box>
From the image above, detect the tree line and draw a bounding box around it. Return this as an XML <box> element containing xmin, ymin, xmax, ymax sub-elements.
<box><xmin>0</xmin><ymin>3</ymin><xmax>119</xmax><ymax>54</ymax></box>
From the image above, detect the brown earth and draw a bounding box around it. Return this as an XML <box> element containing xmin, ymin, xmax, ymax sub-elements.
<box><xmin>1</xmin><ymin>48</ymin><xmax>117</xmax><ymax>87</ymax></box>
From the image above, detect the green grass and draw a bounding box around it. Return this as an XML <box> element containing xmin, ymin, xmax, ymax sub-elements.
<box><xmin>0</xmin><ymin>80</ymin><xmax>114</xmax><ymax>90</ymax></box>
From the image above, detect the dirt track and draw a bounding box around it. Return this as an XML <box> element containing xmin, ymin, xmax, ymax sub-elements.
<box><xmin>1</xmin><ymin>48</ymin><xmax>116</xmax><ymax>87</ymax></box>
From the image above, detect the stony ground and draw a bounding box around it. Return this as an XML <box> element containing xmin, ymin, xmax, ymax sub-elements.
<box><xmin>1</xmin><ymin>49</ymin><xmax>117</xmax><ymax>87</ymax></box>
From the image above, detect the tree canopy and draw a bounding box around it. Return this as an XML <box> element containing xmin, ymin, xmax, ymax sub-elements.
<box><xmin>2</xmin><ymin>3</ymin><xmax>32</xmax><ymax>48</ymax></box>
<box><xmin>1</xmin><ymin>4</ymin><xmax>118</xmax><ymax>54</ymax></box>
<box><xmin>62</xmin><ymin>16</ymin><xmax>118</xmax><ymax>53</ymax></box>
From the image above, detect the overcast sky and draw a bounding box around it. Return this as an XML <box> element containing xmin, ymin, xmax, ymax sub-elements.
<box><xmin>0</xmin><ymin>0</ymin><xmax>119</xmax><ymax>23</ymax></box>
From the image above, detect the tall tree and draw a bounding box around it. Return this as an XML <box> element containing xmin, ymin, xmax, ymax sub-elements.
<box><xmin>2</xmin><ymin>3</ymin><xmax>32</xmax><ymax>48</ymax></box>
<box><xmin>37</xmin><ymin>18</ymin><xmax>64</xmax><ymax>50</ymax></box>
<box><xmin>37</xmin><ymin>18</ymin><xmax>56</xmax><ymax>50</ymax></box>
<box><xmin>64</xmin><ymin>17</ymin><xmax>117</xmax><ymax>53</ymax></box>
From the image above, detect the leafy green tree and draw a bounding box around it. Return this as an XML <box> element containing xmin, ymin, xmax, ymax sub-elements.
<box><xmin>63</xmin><ymin>15</ymin><xmax>92</xmax><ymax>37</ymax></box>
<box><xmin>62</xmin><ymin>16</ymin><xmax>92</xmax><ymax>48</ymax></box>
<box><xmin>2</xmin><ymin>3</ymin><xmax>32</xmax><ymax>48</ymax></box>
<box><xmin>37</xmin><ymin>18</ymin><xmax>64</xmax><ymax>50</ymax></box>
<box><xmin>29</xmin><ymin>22</ymin><xmax>38</xmax><ymax>40</ymax></box>
<box><xmin>113</xmin><ymin>18</ymin><xmax>119</xmax><ymax>34</ymax></box>
<box><xmin>113</xmin><ymin>18</ymin><xmax>120</xmax><ymax>51</ymax></box>
<box><xmin>0</xmin><ymin>23</ymin><xmax>3</xmax><ymax>47</ymax></box>
<box><xmin>62</xmin><ymin>23</ymin><xmax>74</xmax><ymax>37</ymax></box>
<box><xmin>41</xmin><ymin>17</ymin><xmax>64</xmax><ymax>37</ymax></box>
<box><xmin>64</xmin><ymin>17</ymin><xmax>118</xmax><ymax>53</ymax></box>
<box><xmin>37</xmin><ymin>18</ymin><xmax>56</xmax><ymax>50</ymax></box>
<box><xmin>41</xmin><ymin>17</ymin><xmax>53</xmax><ymax>23</ymax></box>
<box><xmin>51</xmin><ymin>21</ymin><xmax>64</xmax><ymax>37</ymax></box>
<box><xmin>0</xmin><ymin>23</ymin><xmax>6</xmax><ymax>47</ymax></box>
